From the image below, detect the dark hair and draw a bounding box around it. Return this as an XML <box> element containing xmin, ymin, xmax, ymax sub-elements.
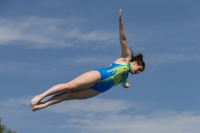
<box><xmin>130</xmin><ymin>49</ymin><xmax>145</xmax><ymax>71</ymax></box>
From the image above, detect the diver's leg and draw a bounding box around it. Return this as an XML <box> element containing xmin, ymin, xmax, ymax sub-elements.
<box><xmin>32</xmin><ymin>88</ymin><xmax>100</xmax><ymax>111</ymax></box>
<box><xmin>30</xmin><ymin>71</ymin><xmax>100</xmax><ymax>107</ymax></box>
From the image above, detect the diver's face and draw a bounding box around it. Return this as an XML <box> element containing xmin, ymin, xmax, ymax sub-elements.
<box><xmin>130</xmin><ymin>61</ymin><xmax>143</xmax><ymax>74</ymax></box>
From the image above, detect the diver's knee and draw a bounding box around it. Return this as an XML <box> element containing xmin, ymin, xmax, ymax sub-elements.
<box><xmin>65</xmin><ymin>83</ymin><xmax>78</xmax><ymax>91</ymax></box>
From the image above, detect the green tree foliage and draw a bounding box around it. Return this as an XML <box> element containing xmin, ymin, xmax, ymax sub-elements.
<box><xmin>0</xmin><ymin>117</ymin><xmax>17</xmax><ymax>133</ymax></box>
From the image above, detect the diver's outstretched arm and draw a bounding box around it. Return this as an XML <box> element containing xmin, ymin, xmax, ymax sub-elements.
<box><xmin>118</xmin><ymin>9</ymin><xmax>131</xmax><ymax>62</ymax></box>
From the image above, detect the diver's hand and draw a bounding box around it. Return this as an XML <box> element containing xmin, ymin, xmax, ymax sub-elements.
<box><xmin>124</xmin><ymin>82</ymin><xmax>131</xmax><ymax>88</ymax></box>
<box><xmin>119</xmin><ymin>9</ymin><xmax>122</xmax><ymax>22</ymax></box>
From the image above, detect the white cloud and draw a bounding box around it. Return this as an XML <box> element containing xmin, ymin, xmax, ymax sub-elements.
<box><xmin>173</xmin><ymin>46</ymin><xmax>200</xmax><ymax>52</ymax></box>
<box><xmin>0</xmin><ymin>61</ymin><xmax>59</xmax><ymax>76</ymax></box>
<box><xmin>146</xmin><ymin>53</ymin><xmax>200</xmax><ymax>66</ymax></box>
<box><xmin>58</xmin><ymin>110</ymin><xmax>200</xmax><ymax>133</ymax></box>
<box><xmin>0</xmin><ymin>17</ymin><xmax>117</xmax><ymax>48</ymax></box>
<box><xmin>0</xmin><ymin>55</ymin><xmax>115</xmax><ymax>76</ymax></box>
<box><xmin>0</xmin><ymin>96</ymin><xmax>30</xmax><ymax>107</ymax></box>
<box><xmin>46</xmin><ymin>98</ymin><xmax>139</xmax><ymax>114</ymax></box>
<box><xmin>62</xmin><ymin>55</ymin><xmax>115</xmax><ymax>66</ymax></box>
<box><xmin>0</xmin><ymin>96</ymin><xmax>200</xmax><ymax>133</ymax></box>
<box><xmin>65</xmin><ymin>28</ymin><xmax>117</xmax><ymax>43</ymax></box>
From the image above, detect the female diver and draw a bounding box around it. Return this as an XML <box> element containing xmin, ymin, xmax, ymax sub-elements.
<box><xmin>30</xmin><ymin>9</ymin><xmax>145</xmax><ymax>111</ymax></box>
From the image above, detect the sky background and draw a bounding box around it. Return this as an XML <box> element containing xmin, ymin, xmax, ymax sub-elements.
<box><xmin>0</xmin><ymin>0</ymin><xmax>200</xmax><ymax>133</ymax></box>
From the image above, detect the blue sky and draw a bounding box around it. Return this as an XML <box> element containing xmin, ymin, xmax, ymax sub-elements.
<box><xmin>0</xmin><ymin>0</ymin><xmax>200</xmax><ymax>132</ymax></box>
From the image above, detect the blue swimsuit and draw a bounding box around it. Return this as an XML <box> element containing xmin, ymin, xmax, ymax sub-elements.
<box><xmin>92</xmin><ymin>63</ymin><xmax>130</xmax><ymax>93</ymax></box>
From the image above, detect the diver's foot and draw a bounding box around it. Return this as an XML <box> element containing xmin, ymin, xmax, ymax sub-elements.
<box><xmin>30</xmin><ymin>95</ymin><xmax>42</xmax><ymax>108</ymax></box>
<box><xmin>32</xmin><ymin>102</ymin><xmax>45</xmax><ymax>112</ymax></box>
